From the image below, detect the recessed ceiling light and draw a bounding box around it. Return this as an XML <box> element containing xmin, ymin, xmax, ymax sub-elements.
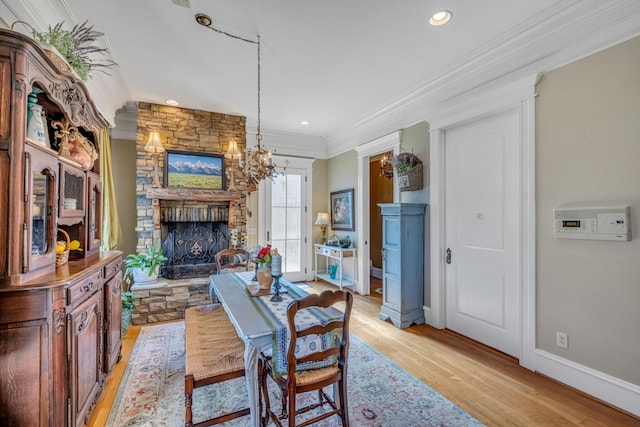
<box><xmin>166</xmin><ymin>99</ymin><xmax>179</xmax><ymax>106</ymax></box>
<box><xmin>429</xmin><ymin>10</ymin><xmax>452</xmax><ymax>26</ymax></box>
<box><xmin>299</xmin><ymin>120</ymin><xmax>310</xmax><ymax>126</ymax></box>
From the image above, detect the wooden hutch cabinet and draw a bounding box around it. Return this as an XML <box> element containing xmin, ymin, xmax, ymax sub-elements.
<box><xmin>0</xmin><ymin>29</ymin><xmax>122</xmax><ymax>426</ymax></box>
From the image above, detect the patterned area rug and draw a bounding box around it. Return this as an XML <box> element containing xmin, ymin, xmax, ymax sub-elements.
<box><xmin>107</xmin><ymin>322</ymin><xmax>484</xmax><ymax>426</ymax></box>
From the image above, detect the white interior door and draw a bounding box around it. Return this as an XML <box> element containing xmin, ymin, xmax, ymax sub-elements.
<box><xmin>444</xmin><ymin>109</ymin><xmax>521</xmax><ymax>358</ymax></box>
<box><xmin>263</xmin><ymin>159</ymin><xmax>311</xmax><ymax>283</ymax></box>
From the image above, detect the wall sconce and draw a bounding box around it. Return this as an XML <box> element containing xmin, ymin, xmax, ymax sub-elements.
<box><xmin>380</xmin><ymin>151</ymin><xmax>394</xmax><ymax>179</ymax></box>
<box><xmin>145</xmin><ymin>131</ymin><xmax>165</xmax><ymax>188</ymax></box>
<box><xmin>225</xmin><ymin>139</ymin><xmax>242</xmax><ymax>190</ymax></box>
<box><xmin>315</xmin><ymin>212</ymin><xmax>330</xmax><ymax>244</ymax></box>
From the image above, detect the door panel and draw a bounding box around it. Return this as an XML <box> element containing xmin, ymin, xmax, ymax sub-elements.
<box><xmin>445</xmin><ymin>109</ymin><xmax>520</xmax><ymax>358</ymax></box>
<box><xmin>266</xmin><ymin>169</ymin><xmax>306</xmax><ymax>282</ymax></box>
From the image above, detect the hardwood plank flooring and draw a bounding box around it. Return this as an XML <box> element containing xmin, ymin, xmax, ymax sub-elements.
<box><xmin>88</xmin><ymin>278</ymin><xmax>640</xmax><ymax>426</ymax></box>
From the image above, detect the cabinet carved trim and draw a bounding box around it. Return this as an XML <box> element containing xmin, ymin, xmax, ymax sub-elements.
<box><xmin>54</xmin><ymin>308</ymin><xmax>65</xmax><ymax>334</ymax></box>
<box><xmin>15</xmin><ymin>76</ymin><xmax>25</xmax><ymax>98</ymax></box>
<box><xmin>48</xmin><ymin>81</ymin><xmax>91</xmax><ymax>128</ymax></box>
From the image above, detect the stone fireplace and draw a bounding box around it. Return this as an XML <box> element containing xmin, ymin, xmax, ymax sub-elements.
<box><xmin>131</xmin><ymin>102</ymin><xmax>248</xmax><ymax>325</ymax></box>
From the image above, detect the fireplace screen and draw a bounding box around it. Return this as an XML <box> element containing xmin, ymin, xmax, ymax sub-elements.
<box><xmin>161</xmin><ymin>222</ymin><xmax>229</xmax><ymax>279</ymax></box>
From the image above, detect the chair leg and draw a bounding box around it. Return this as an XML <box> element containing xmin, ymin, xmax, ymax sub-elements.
<box><xmin>287</xmin><ymin>386</ymin><xmax>296</xmax><ymax>427</ymax></box>
<box><xmin>185</xmin><ymin>374</ymin><xmax>194</xmax><ymax>427</ymax></box>
<box><xmin>260</xmin><ymin>362</ymin><xmax>272</xmax><ymax>427</ymax></box>
<box><xmin>338</xmin><ymin>377</ymin><xmax>349</xmax><ymax>426</ymax></box>
<box><xmin>280</xmin><ymin>388</ymin><xmax>288</xmax><ymax>420</ymax></box>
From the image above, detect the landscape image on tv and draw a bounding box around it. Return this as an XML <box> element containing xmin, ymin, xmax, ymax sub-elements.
<box><xmin>166</xmin><ymin>152</ymin><xmax>223</xmax><ymax>189</ymax></box>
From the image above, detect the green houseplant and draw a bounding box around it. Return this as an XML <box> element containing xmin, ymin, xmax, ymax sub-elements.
<box><xmin>123</xmin><ymin>246</ymin><xmax>167</xmax><ymax>285</ymax></box>
<box><xmin>33</xmin><ymin>20</ymin><xmax>117</xmax><ymax>80</ymax></box>
<box><xmin>121</xmin><ymin>290</ymin><xmax>137</xmax><ymax>336</ymax></box>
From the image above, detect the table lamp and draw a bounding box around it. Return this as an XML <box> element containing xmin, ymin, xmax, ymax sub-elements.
<box><xmin>315</xmin><ymin>212</ymin><xmax>330</xmax><ymax>244</ymax></box>
<box><xmin>145</xmin><ymin>131</ymin><xmax>165</xmax><ymax>188</ymax></box>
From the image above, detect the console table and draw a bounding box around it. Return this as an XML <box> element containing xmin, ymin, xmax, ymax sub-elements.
<box><xmin>314</xmin><ymin>244</ymin><xmax>357</xmax><ymax>289</ymax></box>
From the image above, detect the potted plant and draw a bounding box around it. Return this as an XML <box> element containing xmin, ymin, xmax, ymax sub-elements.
<box><xmin>32</xmin><ymin>20</ymin><xmax>117</xmax><ymax>80</ymax></box>
<box><xmin>123</xmin><ymin>246</ymin><xmax>167</xmax><ymax>285</ymax></box>
<box><xmin>121</xmin><ymin>290</ymin><xmax>137</xmax><ymax>336</ymax></box>
<box><xmin>388</xmin><ymin>152</ymin><xmax>424</xmax><ymax>192</ymax></box>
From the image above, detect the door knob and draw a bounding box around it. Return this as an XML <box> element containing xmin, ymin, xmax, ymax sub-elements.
<box><xmin>445</xmin><ymin>248</ymin><xmax>452</xmax><ymax>264</ymax></box>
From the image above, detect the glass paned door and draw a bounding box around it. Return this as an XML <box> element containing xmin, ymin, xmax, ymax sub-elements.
<box><xmin>266</xmin><ymin>167</ymin><xmax>306</xmax><ymax>282</ymax></box>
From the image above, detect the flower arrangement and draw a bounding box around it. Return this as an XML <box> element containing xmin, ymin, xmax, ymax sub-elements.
<box><xmin>255</xmin><ymin>244</ymin><xmax>274</xmax><ymax>268</ymax></box>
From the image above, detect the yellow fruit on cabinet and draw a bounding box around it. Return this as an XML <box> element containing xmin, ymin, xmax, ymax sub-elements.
<box><xmin>69</xmin><ymin>240</ymin><xmax>80</xmax><ymax>250</ymax></box>
<box><xmin>56</xmin><ymin>242</ymin><xmax>66</xmax><ymax>254</ymax></box>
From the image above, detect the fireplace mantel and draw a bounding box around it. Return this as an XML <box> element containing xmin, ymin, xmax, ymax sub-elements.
<box><xmin>146</xmin><ymin>188</ymin><xmax>242</xmax><ymax>202</ymax></box>
<box><xmin>146</xmin><ymin>188</ymin><xmax>243</xmax><ymax>228</ymax></box>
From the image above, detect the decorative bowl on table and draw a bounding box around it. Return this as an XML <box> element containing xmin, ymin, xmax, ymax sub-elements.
<box><xmin>247</xmin><ymin>282</ymin><xmax>261</xmax><ymax>296</ymax></box>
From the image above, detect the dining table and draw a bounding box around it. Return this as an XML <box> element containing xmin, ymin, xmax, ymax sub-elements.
<box><xmin>209</xmin><ymin>271</ymin><xmax>341</xmax><ymax>427</ymax></box>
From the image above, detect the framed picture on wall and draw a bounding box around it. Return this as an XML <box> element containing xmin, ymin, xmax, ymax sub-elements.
<box><xmin>164</xmin><ymin>150</ymin><xmax>225</xmax><ymax>189</ymax></box>
<box><xmin>330</xmin><ymin>188</ymin><xmax>355</xmax><ymax>231</ymax></box>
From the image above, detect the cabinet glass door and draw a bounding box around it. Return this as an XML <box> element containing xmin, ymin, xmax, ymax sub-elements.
<box><xmin>25</xmin><ymin>145</ymin><xmax>57</xmax><ymax>273</ymax></box>
<box><xmin>59</xmin><ymin>163</ymin><xmax>85</xmax><ymax>218</ymax></box>
<box><xmin>31</xmin><ymin>172</ymin><xmax>49</xmax><ymax>256</ymax></box>
<box><xmin>87</xmin><ymin>172</ymin><xmax>102</xmax><ymax>253</ymax></box>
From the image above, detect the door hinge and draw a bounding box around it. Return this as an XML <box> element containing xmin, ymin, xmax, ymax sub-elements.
<box><xmin>304</xmin><ymin>175</ymin><xmax>307</xmax><ymax>182</ymax></box>
<box><xmin>305</xmin><ymin>268</ymin><xmax>307</xmax><ymax>274</ymax></box>
<box><xmin>304</xmin><ymin>237</ymin><xmax>307</xmax><ymax>243</ymax></box>
<box><xmin>304</xmin><ymin>206</ymin><xmax>307</xmax><ymax>213</ymax></box>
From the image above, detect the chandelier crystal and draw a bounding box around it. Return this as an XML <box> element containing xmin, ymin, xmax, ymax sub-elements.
<box><xmin>195</xmin><ymin>14</ymin><xmax>277</xmax><ymax>192</ymax></box>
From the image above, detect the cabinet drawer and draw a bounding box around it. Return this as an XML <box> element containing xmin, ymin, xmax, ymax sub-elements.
<box><xmin>104</xmin><ymin>257</ymin><xmax>122</xmax><ymax>281</ymax></box>
<box><xmin>330</xmin><ymin>249</ymin><xmax>341</xmax><ymax>258</ymax></box>
<box><xmin>316</xmin><ymin>246</ymin><xmax>330</xmax><ymax>256</ymax></box>
<box><xmin>67</xmin><ymin>270</ymin><xmax>103</xmax><ymax>307</ymax></box>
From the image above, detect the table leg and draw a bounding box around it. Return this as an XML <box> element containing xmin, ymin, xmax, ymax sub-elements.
<box><xmin>244</xmin><ymin>341</ymin><xmax>261</xmax><ymax>426</ymax></box>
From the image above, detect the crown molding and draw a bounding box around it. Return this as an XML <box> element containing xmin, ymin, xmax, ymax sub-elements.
<box><xmin>246</xmin><ymin>128</ymin><xmax>326</xmax><ymax>160</ymax></box>
<box><xmin>324</xmin><ymin>0</ymin><xmax>640</xmax><ymax>156</ymax></box>
<box><xmin>110</xmin><ymin>101</ymin><xmax>137</xmax><ymax>140</ymax></box>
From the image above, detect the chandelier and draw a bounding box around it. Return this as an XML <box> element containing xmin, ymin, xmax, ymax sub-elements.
<box><xmin>380</xmin><ymin>151</ymin><xmax>394</xmax><ymax>179</ymax></box>
<box><xmin>195</xmin><ymin>13</ymin><xmax>277</xmax><ymax>191</ymax></box>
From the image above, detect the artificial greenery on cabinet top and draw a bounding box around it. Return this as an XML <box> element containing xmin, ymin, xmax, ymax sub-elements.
<box><xmin>34</xmin><ymin>21</ymin><xmax>117</xmax><ymax>80</ymax></box>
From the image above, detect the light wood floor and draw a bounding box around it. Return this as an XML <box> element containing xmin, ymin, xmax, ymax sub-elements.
<box><xmin>88</xmin><ymin>279</ymin><xmax>640</xmax><ymax>426</ymax></box>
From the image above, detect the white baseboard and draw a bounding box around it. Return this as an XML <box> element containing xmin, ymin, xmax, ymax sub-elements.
<box><xmin>370</xmin><ymin>266</ymin><xmax>382</xmax><ymax>279</ymax></box>
<box><xmin>419</xmin><ymin>311</ymin><xmax>639</xmax><ymax>417</ymax></box>
<box><xmin>533</xmin><ymin>349</ymin><xmax>640</xmax><ymax>418</ymax></box>
<box><xmin>422</xmin><ymin>305</ymin><xmax>433</xmax><ymax>326</ymax></box>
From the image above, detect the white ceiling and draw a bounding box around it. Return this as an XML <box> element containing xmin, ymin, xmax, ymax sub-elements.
<box><xmin>2</xmin><ymin>0</ymin><xmax>640</xmax><ymax>156</ymax></box>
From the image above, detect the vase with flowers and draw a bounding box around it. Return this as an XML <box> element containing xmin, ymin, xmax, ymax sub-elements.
<box><xmin>255</xmin><ymin>244</ymin><xmax>277</xmax><ymax>289</ymax></box>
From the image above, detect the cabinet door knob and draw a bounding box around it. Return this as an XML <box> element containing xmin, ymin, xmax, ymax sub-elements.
<box><xmin>445</xmin><ymin>248</ymin><xmax>452</xmax><ymax>264</ymax></box>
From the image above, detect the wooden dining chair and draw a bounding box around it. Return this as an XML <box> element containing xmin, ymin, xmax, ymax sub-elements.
<box><xmin>215</xmin><ymin>248</ymin><xmax>250</xmax><ymax>273</ymax></box>
<box><xmin>259</xmin><ymin>289</ymin><xmax>353</xmax><ymax>427</ymax></box>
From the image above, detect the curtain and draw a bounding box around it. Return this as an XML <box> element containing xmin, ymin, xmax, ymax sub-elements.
<box><xmin>100</xmin><ymin>127</ymin><xmax>123</xmax><ymax>250</ymax></box>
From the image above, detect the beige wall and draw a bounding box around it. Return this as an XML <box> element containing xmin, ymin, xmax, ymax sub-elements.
<box><xmin>110</xmin><ymin>138</ymin><xmax>137</xmax><ymax>259</ymax></box>
<box><xmin>312</xmin><ymin>159</ymin><xmax>328</xmax><ymax>272</ymax></box>
<box><xmin>536</xmin><ymin>36</ymin><xmax>640</xmax><ymax>385</ymax></box>
<box><xmin>399</xmin><ymin>121</ymin><xmax>430</xmax><ymax>204</ymax></box>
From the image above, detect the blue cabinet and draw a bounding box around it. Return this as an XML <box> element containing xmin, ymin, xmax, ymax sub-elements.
<box><xmin>378</xmin><ymin>203</ymin><xmax>427</xmax><ymax>328</ymax></box>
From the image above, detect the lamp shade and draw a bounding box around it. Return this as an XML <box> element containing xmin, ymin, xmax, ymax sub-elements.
<box><xmin>225</xmin><ymin>139</ymin><xmax>241</xmax><ymax>159</ymax></box>
<box><xmin>315</xmin><ymin>212</ymin><xmax>330</xmax><ymax>225</ymax></box>
<box><xmin>144</xmin><ymin>131</ymin><xmax>165</xmax><ymax>154</ymax></box>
